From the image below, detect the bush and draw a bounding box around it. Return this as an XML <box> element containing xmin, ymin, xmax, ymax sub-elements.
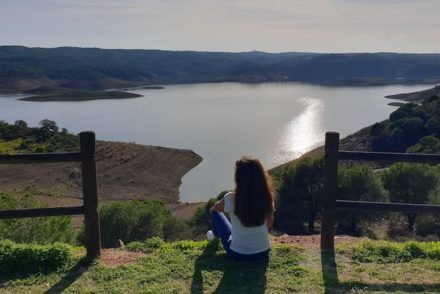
<box><xmin>0</xmin><ymin>240</ymin><xmax>72</xmax><ymax>276</ymax></box>
<box><xmin>0</xmin><ymin>193</ymin><xmax>75</xmax><ymax>244</ymax></box>
<box><xmin>190</xmin><ymin>191</ymin><xmax>228</xmax><ymax>235</ymax></box>
<box><xmin>98</xmin><ymin>200</ymin><xmax>188</xmax><ymax>248</ymax></box>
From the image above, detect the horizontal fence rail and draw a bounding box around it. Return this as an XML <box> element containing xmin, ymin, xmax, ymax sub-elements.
<box><xmin>338</xmin><ymin>151</ymin><xmax>440</xmax><ymax>164</ymax></box>
<box><xmin>0</xmin><ymin>206</ymin><xmax>84</xmax><ymax>219</ymax></box>
<box><xmin>336</xmin><ymin>200</ymin><xmax>440</xmax><ymax>214</ymax></box>
<box><xmin>0</xmin><ymin>152</ymin><xmax>82</xmax><ymax>164</ymax></box>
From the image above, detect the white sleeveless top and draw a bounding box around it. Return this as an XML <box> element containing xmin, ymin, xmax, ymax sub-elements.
<box><xmin>223</xmin><ymin>192</ymin><xmax>271</xmax><ymax>254</ymax></box>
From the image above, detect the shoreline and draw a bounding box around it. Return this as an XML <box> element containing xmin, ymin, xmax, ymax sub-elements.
<box><xmin>1</xmin><ymin>80</ymin><xmax>436</xmax><ymax>98</ymax></box>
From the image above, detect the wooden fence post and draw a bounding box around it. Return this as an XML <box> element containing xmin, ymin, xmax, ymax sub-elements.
<box><xmin>80</xmin><ymin>132</ymin><xmax>101</xmax><ymax>258</ymax></box>
<box><xmin>320</xmin><ymin>132</ymin><xmax>339</xmax><ymax>251</ymax></box>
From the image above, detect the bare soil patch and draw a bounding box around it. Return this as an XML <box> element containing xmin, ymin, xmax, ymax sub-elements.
<box><xmin>100</xmin><ymin>249</ymin><xmax>145</xmax><ymax>266</ymax></box>
<box><xmin>272</xmin><ymin>234</ymin><xmax>364</xmax><ymax>250</ymax></box>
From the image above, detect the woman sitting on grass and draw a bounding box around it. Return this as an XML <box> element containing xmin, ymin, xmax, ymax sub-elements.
<box><xmin>208</xmin><ymin>156</ymin><xmax>275</xmax><ymax>261</ymax></box>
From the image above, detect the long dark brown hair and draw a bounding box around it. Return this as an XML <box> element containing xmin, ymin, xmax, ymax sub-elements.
<box><xmin>233</xmin><ymin>156</ymin><xmax>275</xmax><ymax>227</ymax></box>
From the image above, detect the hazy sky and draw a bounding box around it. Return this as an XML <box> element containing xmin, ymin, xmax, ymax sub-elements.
<box><xmin>1</xmin><ymin>0</ymin><xmax>439</xmax><ymax>53</ymax></box>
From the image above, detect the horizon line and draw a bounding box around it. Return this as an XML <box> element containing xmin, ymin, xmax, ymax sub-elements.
<box><xmin>1</xmin><ymin>44</ymin><xmax>440</xmax><ymax>55</ymax></box>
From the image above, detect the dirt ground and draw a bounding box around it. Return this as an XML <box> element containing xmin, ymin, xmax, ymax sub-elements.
<box><xmin>272</xmin><ymin>234</ymin><xmax>364</xmax><ymax>250</ymax></box>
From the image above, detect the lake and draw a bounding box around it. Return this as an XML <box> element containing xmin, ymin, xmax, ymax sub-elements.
<box><xmin>0</xmin><ymin>82</ymin><xmax>432</xmax><ymax>202</ymax></box>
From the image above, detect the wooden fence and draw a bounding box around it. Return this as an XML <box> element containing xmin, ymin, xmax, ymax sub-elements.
<box><xmin>0</xmin><ymin>132</ymin><xmax>101</xmax><ymax>258</ymax></box>
<box><xmin>321</xmin><ymin>132</ymin><xmax>440</xmax><ymax>251</ymax></box>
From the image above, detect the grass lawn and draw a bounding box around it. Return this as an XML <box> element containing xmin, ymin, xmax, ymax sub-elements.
<box><xmin>1</xmin><ymin>240</ymin><xmax>439</xmax><ymax>293</ymax></box>
<box><xmin>0</xmin><ymin>139</ymin><xmax>22</xmax><ymax>153</ymax></box>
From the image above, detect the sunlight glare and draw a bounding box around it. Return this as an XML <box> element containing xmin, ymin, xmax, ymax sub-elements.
<box><xmin>282</xmin><ymin>97</ymin><xmax>324</xmax><ymax>159</ymax></box>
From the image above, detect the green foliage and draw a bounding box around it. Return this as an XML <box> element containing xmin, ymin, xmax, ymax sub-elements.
<box><xmin>352</xmin><ymin>240</ymin><xmax>440</xmax><ymax>263</ymax></box>
<box><xmin>275</xmin><ymin>157</ymin><xmax>322</xmax><ymax>234</ymax></box>
<box><xmin>98</xmin><ymin>200</ymin><xmax>188</xmax><ymax>248</ymax></box>
<box><xmin>337</xmin><ymin>165</ymin><xmax>387</xmax><ymax>235</ymax></box>
<box><xmin>2</xmin><ymin>47</ymin><xmax>440</xmax><ymax>88</ymax></box>
<box><xmin>371</xmin><ymin>96</ymin><xmax>440</xmax><ymax>152</ymax></box>
<box><xmin>3</xmin><ymin>239</ymin><xmax>440</xmax><ymax>293</ymax></box>
<box><xmin>416</xmin><ymin>214</ymin><xmax>440</xmax><ymax>237</ymax></box>
<box><xmin>0</xmin><ymin>240</ymin><xmax>72</xmax><ymax>276</ymax></box>
<box><xmin>382</xmin><ymin>163</ymin><xmax>437</xmax><ymax>232</ymax></box>
<box><xmin>389</xmin><ymin>103</ymin><xmax>418</xmax><ymax>122</ymax></box>
<box><xmin>190</xmin><ymin>191</ymin><xmax>228</xmax><ymax>235</ymax></box>
<box><xmin>0</xmin><ymin>193</ymin><xmax>75</xmax><ymax>244</ymax></box>
<box><xmin>126</xmin><ymin>237</ymin><xmax>165</xmax><ymax>253</ymax></box>
<box><xmin>0</xmin><ymin>119</ymin><xmax>78</xmax><ymax>153</ymax></box>
<box><xmin>382</xmin><ymin>163</ymin><xmax>437</xmax><ymax>204</ymax></box>
<box><xmin>407</xmin><ymin>136</ymin><xmax>440</xmax><ymax>154</ymax></box>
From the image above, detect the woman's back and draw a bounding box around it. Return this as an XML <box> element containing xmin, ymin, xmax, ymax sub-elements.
<box><xmin>209</xmin><ymin>156</ymin><xmax>274</xmax><ymax>260</ymax></box>
<box><xmin>224</xmin><ymin>192</ymin><xmax>270</xmax><ymax>254</ymax></box>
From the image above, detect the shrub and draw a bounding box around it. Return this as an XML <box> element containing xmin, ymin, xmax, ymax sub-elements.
<box><xmin>98</xmin><ymin>200</ymin><xmax>188</xmax><ymax>247</ymax></box>
<box><xmin>190</xmin><ymin>191</ymin><xmax>228</xmax><ymax>235</ymax></box>
<box><xmin>0</xmin><ymin>240</ymin><xmax>72</xmax><ymax>276</ymax></box>
<box><xmin>0</xmin><ymin>193</ymin><xmax>75</xmax><ymax>244</ymax></box>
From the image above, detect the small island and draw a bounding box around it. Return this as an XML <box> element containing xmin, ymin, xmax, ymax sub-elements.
<box><xmin>20</xmin><ymin>90</ymin><xmax>143</xmax><ymax>102</ymax></box>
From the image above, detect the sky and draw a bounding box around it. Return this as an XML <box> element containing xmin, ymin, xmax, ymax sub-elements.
<box><xmin>1</xmin><ymin>0</ymin><xmax>439</xmax><ymax>53</ymax></box>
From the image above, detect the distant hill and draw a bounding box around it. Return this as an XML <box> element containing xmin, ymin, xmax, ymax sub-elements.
<box><xmin>1</xmin><ymin>46</ymin><xmax>440</xmax><ymax>92</ymax></box>
<box><xmin>386</xmin><ymin>85</ymin><xmax>440</xmax><ymax>102</ymax></box>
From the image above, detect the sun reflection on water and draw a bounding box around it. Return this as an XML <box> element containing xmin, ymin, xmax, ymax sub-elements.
<box><xmin>279</xmin><ymin>97</ymin><xmax>324</xmax><ymax>161</ymax></box>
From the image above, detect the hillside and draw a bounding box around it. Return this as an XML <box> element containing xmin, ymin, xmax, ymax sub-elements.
<box><xmin>386</xmin><ymin>85</ymin><xmax>440</xmax><ymax>102</ymax></box>
<box><xmin>0</xmin><ymin>140</ymin><xmax>201</xmax><ymax>203</ymax></box>
<box><xmin>1</xmin><ymin>46</ymin><xmax>440</xmax><ymax>93</ymax></box>
<box><xmin>0</xmin><ymin>120</ymin><xmax>203</xmax><ymax>223</ymax></box>
<box><xmin>2</xmin><ymin>238</ymin><xmax>439</xmax><ymax>293</ymax></box>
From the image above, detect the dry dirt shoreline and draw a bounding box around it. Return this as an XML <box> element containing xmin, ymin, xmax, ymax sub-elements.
<box><xmin>0</xmin><ymin>140</ymin><xmax>203</xmax><ymax>222</ymax></box>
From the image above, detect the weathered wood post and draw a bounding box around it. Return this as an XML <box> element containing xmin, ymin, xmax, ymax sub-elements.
<box><xmin>320</xmin><ymin>132</ymin><xmax>339</xmax><ymax>251</ymax></box>
<box><xmin>80</xmin><ymin>131</ymin><xmax>101</xmax><ymax>258</ymax></box>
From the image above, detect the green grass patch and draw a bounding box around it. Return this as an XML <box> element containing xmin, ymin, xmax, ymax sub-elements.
<box><xmin>2</xmin><ymin>239</ymin><xmax>440</xmax><ymax>293</ymax></box>
<box><xmin>350</xmin><ymin>240</ymin><xmax>440</xmax><ymax>263</ymax></box>
<box><xmin>0</xmin><ymin>138</ymin><xmax>23</xmax><ymax>153</ymax></box>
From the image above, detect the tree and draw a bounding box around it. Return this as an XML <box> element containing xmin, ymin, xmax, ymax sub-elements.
<box><xmin>382</xmin><ymin>163</ymin><xmax>438</xmax><ymax>232</ymax></box>
<box><xmin>293</xmin><ymin>157</ymin><xmax>323</xmax><ymax>233</ymax></box>
<box><xmin>407</xmin><ymin>136</ymin><xmax>440</xmax><ymax>154</ymax></box>
<box><xmin>39</xmin><ymin>119</ymin><xmax>59</xmax><ymax>133</ymax></box>
<box><xmin>275</xmin><ymin>157</ymin><xmax>322</xmax><ymax>234</ymax></box>
<box><xmin>14</xmin><ymin>120</ymin><xmax>28</xmax><ymax>137</ymax></box>
<box><xmin>337</xmin><ymin>165</ymin><xmax>387</xmax><ymax>235</ymax></box>
<box><xmin>274</xmin><ymin>166</ymin><xmax>304</xmax><ymax>234</ymax></box>
<box><xmin>389</xmin><ymin>103</ymin><xmax>417</xmax><ymax>122</ymax></box>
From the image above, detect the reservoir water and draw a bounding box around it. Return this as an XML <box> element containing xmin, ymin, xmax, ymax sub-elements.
<box><xmin>0</xmin><ymin>83</ymin><xmax>431</xmax><ymax>202</ymax></box>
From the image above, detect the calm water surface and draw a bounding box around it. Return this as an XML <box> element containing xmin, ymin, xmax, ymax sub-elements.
<box><xmin>0</xmin><ymin>83</ymin><xmax>431</xmax><ymax>202</ymax></box>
